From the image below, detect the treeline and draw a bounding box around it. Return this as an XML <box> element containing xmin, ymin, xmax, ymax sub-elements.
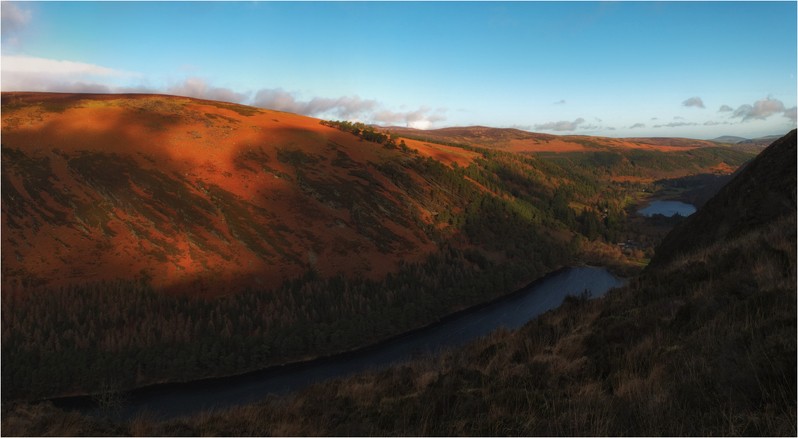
<box><xmin>320</xmin><ymin>120</ymin><xmax>414</xmax><ymax>152</ymax></box>
<box><xmin>540</xmin><ymin>147</ymin><xmax>753</xmax><ymax>179</ymax></box>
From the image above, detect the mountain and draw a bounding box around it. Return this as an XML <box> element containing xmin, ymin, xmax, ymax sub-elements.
<box><xmin>2</xmin><ymin>97</ymin><xmax>790</xmax><ymax>435</ymax></box>
<box><xmin>0</xmin><ymin>92</ymin><xmax>757</xmax><ymax>403</ymax></box>
<box><xmin>712</xmin><ymin>135</ymin><xmax>748</xmax><ymax>143</ymax></box>
<box><xmin>738</xmin><ymin>134</ymin><xmax>785</xmax><ymax>146</ymax></box>
<box><xmin>1</xmin><ymin>92</ymin><xmax>455</xmax><ymax>293</ymax></box>
<box><xmin>2</xmin><ymin>92</ymin><xmax>753</xmax><ymax>297</ymax></box>
<box><xmin>712</xmin><ymin>134</ymin><xmax>787</xmax><ymax>147</ymax></box>
<box><xmin>383</xmin><ymin>126</ymin><xmax>720</xmax><ymax>153</ymax></box>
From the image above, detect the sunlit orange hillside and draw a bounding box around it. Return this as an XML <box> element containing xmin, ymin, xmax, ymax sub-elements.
<box><xmin>2</xmin><ymin>92</ymin><xmax>489</xmax><ymax>294</ymax></box>
<box><xmin>1</xmin><ymin>92</ymin><xmax>753</xmax><ymax>298</ymax></box>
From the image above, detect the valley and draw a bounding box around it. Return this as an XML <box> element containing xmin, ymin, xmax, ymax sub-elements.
<box><xmin>1</xmin><ymin>92</ymin><xmax>758</xmax><ymax>404</ymax></box>
<box><xmin>2</xmin><ymin>2</ymin><xmax>795</xmax><ymax>436</ymax></box>
<box><xmin>5</xmin><ymin>128</ymin><xmax>792</xmax><ymax>437</ymax></box>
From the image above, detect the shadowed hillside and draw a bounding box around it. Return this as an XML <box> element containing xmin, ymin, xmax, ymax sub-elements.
<box><xmin>651</xmin><ymin>129</ymin><xmax>796</xmax><ymax>267</ymax></box>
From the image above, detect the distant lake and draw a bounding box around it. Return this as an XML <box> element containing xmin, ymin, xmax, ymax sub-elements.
<box><xmin>638</xmin><ymin>200</ymin><xmax>696</xmax><ymax>217</ymax></box>
<box><xmin>52</xmin><ymin>266</ymin><xmax>624</xmax><ymax>420</ymax></box>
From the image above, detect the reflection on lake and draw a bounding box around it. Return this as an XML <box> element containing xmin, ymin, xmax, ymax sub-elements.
<box><xmin>638</xmin><ymin>200</ymin><xmax>696</xmax><ymax>217</ymax></box>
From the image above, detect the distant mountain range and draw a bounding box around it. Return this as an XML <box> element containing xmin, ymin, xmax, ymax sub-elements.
<box><xmin>711</xmin><ymin>134</ymin><xmax>785</xmax><ymax>146</ymax></box>
<box><xmin>381</xmin><ymin>125</ymin><xmax>723</xmax><ymax>153</ymax></box>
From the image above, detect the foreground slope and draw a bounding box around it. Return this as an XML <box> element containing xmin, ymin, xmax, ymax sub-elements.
<box><xmin>651</xmin><ymin>129</ymin><xmax>796</xmax><ymax>266</ymax></box>
<box><xmin>17</xmin><ymin>130</ymin><xmax>789</xmax><ymax>435</ymax></box>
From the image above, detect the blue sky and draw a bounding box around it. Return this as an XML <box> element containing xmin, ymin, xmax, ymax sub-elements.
<box><xmin>2</xmin><ymin>1</ymin><xmax>796</xmax><ymax>139</ymax></box>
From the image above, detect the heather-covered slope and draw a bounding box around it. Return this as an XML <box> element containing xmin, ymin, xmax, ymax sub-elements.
<box><xmin>1</xmin><ymin>92</ymin><xmax>446</xmax><ymax>293</ymax></box>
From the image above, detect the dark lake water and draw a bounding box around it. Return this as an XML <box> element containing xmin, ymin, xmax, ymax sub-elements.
<box><xmin>638</xmin><ymin>200</ymin><xmax>696</xmax><ymax>217</ymax></box>
<box><xmin>52</xmin><ymin>266</ymin><xmax>624</xmax><ymax>420</ymax></box>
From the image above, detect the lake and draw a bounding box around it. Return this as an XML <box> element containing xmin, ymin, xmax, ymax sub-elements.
<box><xmin>638</xmin><ymin>200</ymin><xmax>696</xmax><ymax>217</ymax></box>
<box><xmin>52</xmin><ymin>266</ymin><xmax>624</xmax><ymax>420</ymax></box>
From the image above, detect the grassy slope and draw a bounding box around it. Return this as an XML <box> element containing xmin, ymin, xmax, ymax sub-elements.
<box><xmin>5</xmin><ymin>131</ymin><xmax>791</xmax><ymax>436</ymax></box>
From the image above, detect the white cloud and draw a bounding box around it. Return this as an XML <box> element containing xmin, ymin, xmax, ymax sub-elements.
<box><xmin>167</xmin><ymin>77</ymin><xmax>247</xmax><ymax>103</ymax></box>
<box><xmin>252</xmin><ymin>88</ymin><xmax>446</xmax><ymax>128</ymax></box>
<box><xmin>253</xmin><ymin>88</ymin><xmax>379</xmax><ymax>119</ymax></box>
<box><xmin>1</xmin><ymin>55</ymin><xmax>139</xmax><ymax>92</ymax></box>
<box><xmin>682</xmin><ymin>96</ymin><xmax>705</xmax><ymax>109</ymax></box>
<box><xmin>718</xmin><ymin>104</ymin><xmax>733</xmax><ymax>112</ymax></box>
<box><xmin>0</xmin><ymin>54</ymin><xmax>446</xmax><ymax>127</ymax></box>
<box><xmin>784</xmin><ymin>106</ymin><xmax>797</xmax><ymax>123</ymax></box>
<box><xmin>731</xmin><ymin>96</ymin><xmax>787</xmax><ymax>121</ymax></box>
<box><xmin>1</xmin><ymin>2</ymin><xmax>31</xmax><ymax>45</ymax></box>
<box><xmin>732</xmin><ymin>104</ymin><xmax>753</xmax><ymax>119</ymax></box>
<box><xmin>508</xmin><ymin>124</ymin><xmax>532</xmax><ymax>131</ymax></box>
<box><xmin>373</xmin><ymin>106</ymin><xmax>446</xmax><ymax>128</ymax></box>
<box><xmin>534</xmin><ymin>118</ymin><xmax>586</xmax><ymax>132</ymax></box>
<box><xmin>3</xmin><ymin>55</ymin><xmax>133</xmax><ymax>77</ymax></box>
<box><xmin>653</xmin><ymin>121</ymin><xmax>698</xmax><ymax>128</ymax></box>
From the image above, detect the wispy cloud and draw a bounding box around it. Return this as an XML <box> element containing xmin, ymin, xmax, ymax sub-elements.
<box><xmin>167</xmin><ymin>77</ymin><xmax>248</xmax><ymax>104</ymax></box>
<box><xmin>253</xmin><ymin>88</ymin><xmax>378</xmax><ymax>119</ymax></box>
<box><xmin>653</xmin><ymin>121</ymin><xmax>699</xmax><ymax>128</ymax></box>
<box><xmin>553</xmin><ymin>99</ymin><xmax>566</xmax><ymax>105</ymax></box>
<box><xmin>372</xmin><ymin>106</ymin><xmax>447</xmax><ymax>129</ymax></box>
<box><xmin>784</xmin><ymin>106</ymin><xmax>797</xmax><ymax>123</ymax></box>
<box><xmin>718</xmin><ymin>104</ymin><xmax>733</xmax><ymax>112</ymax></box>
<box><xmin>1</xmin><ymin>2</ymin><xmax>31</xmax><ymax>46</ymax></box>
<box><xmin>1</xmin><ymin>55</ymin><xmax>140</xmax><ymax>92</ymax></box>
<box><xmin>508</xmin><ymin>124</ymin><xmax>532</xmax><ymax>131</ymax></box>
<box><xmin>252</xmin><ymin>88</ymin><xmax>446</xmax><ymax>129</ymax></box>
<box><xmin>682</xmin><ymin>96</ymin><xmax>705</xmax><ymax>109</ymax></box>
<box><xmin>3</xmin><ymin>55</ymin><xmax>135</xmax><ymax>77</ymax></box>
<box><xmin>731</xmin><ymin>96</ymin><xmax>787</xmax><ymax>121</ymax></box>
<box><xmin>629</xmin><ymin>123</ymin><xmax>645</xmax><ymax>129</ymax></box>
<box><xmin>534</xmin><ymin>118</ymin><xmax>586</xmax><ymax>132</ymax></box>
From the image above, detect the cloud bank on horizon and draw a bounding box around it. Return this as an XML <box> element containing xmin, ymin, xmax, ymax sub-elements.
<box><xmin>1</xmin><ymin>2</ymin><xmax>795</xmax><ymax>139</ymax></box>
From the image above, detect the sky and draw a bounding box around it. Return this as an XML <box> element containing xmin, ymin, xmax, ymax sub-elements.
<box><xmin>2</xmin><ymin>1</ymin><xmax>796</xmax><ymax>139</ymax></box>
